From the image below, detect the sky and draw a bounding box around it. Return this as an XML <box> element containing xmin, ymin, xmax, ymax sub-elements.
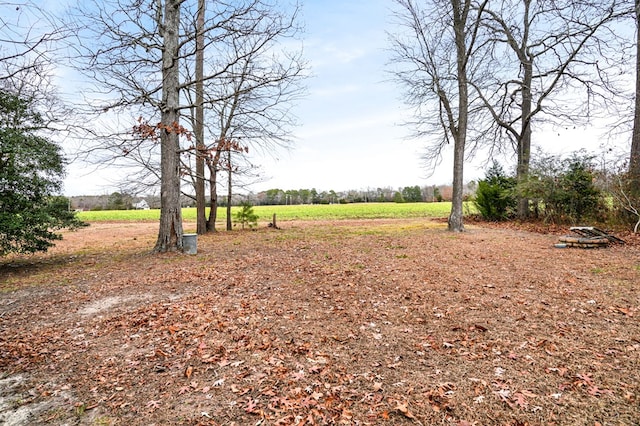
<box><xmin>48</xmin><ymin>0</ymin><xmax>621</xmax><ymax>195</ymax></box>
<box><xmin>60</xmin><ymin>0</ymin><xmax>458</xmax><ymax>196</ymax></box>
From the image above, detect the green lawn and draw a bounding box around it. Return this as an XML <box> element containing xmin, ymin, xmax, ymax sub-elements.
<box><xmin>77</xmin><ymin>202</ymin><xmax>469</xmax><ymax>222</ymax></box>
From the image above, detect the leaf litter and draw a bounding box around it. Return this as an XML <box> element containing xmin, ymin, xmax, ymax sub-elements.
<box><xmin>0</xmin><ymin>218</ymin><xmax>639</xmax><ymax>425</ymax></box>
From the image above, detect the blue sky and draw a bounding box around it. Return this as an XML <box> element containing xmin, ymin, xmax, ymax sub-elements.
<box><xmin>62</xmin><ymin>0</ymin><xmax>456</xmax><ymax>196</ymax></box>
<box><xmin>247</xmin><ymin>0</ymin><xmax>432</xmax><ymax>193</ymax></box>
<box><xmin>14</xmin><ymin>0</ymin><xmax>611</xmax><ymax>196</ymax></box>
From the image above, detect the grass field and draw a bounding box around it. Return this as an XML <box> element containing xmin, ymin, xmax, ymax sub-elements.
<box><xmin>77</xmin><ymin>201</ymin><xmax>468</xmax><ymax>222</ymax></box>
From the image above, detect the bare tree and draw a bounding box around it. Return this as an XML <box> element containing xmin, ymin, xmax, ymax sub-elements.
<box><xmin>72</xmin><ymin>0</ymin><xmax>304</xmax><ymax>239</ymax></box>
<box><xmin>631</xmin><ymin>0</ymin><xmax>640</xmax><ymax>181</ymax></box>
<box><xmin>389</xmin><ymin>0</ymin><xmax>487</xmax><ymax>231</ymax></box>
<box><xmin>70</xmin><ymin>0</ymin><xmax>198</xmax><ymax>251</ymax></box>
<box><xmin>68</xmin><ymin>0</ymin><xmax>303</xmax><ymax>249</ymax></box>
<box><xmin>154</xmin><ymin>0</ymin><xmax>185</xmax><ymax>252</ymax></box>
<box><xmin>0</xmin><ymin>2</ymin><xmax>70</xmax><ymax>83</ymax></box>
<box><xmin>1</xmin><ymin>2</ymin><xmax>75</xmax><ymax>134</ymax></box>
<box><xmin>181</xmin><ymin>1</ymin><xmax>306</xmax><ymax>232</ymax></box>
<box><xmin>194</xmin><ymin>0</ymin><xmax>206</xmax><ymax>235</ymax></box>
<box><xmin>474</xmin><ymin>0</ymin><xmax>628</xmax><ymax>217</ymax></box>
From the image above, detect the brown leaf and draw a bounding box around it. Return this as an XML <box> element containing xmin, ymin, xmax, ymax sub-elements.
<box><xmin>394</xmin><ymin>401</ymin><xmax>416</xmax><ymax>419</ymax></box>
<box><xmin>513</xmin><ymin>392</ymin><xmax>528</xmax><ymax>408</ymax></box>
<box><xmin>245</xmin><ymin>398</ymin><xmax>259</xmax><ymax>414</ymax></box>
<box><xmin>184</xmin><ymin>365</ymin><xmax>193</xmax><ymax>379</ymax></box>
<box><xmin>617</xmin><ymin>307</ymin><xmax>633</xmax><ymax>317</ymax></box>
<box><xmin>146</xmin><ymin>400</ymin><xmax>161</xmax><ymax>410</ymax></box>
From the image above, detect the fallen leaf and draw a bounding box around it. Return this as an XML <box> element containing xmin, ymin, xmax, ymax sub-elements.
<box><xmin>513</xmin><ymin>392</ymin><xmax>528</xmax><ymax>408</ymax></box>
<box><xmin>184</xmin><ymin>365</ymin><xmax>193</xmax><ymax>379</ymax></box>
<box><xmin>394</xmin><ymin>401</ymin><xmax>416</xmax><ymax>419</ymax></box>
<box><xmin>245</xmin><ymin>398</ymin><xmax>259</xmax><ymax>414</ymax></box>
<box><xmin>146</xmin><ymin>400</ymin><xmax>161</xmax><ymax>410</ymax></box>
<box><xmin>617</xmin><ymin>307</ymin><xmax>633</xmax><ymax>317</ymax></box>
<box><xmin>291</xmin><ymin>370</ymin><xmax>305</xmax><ymax>380</ymax></box>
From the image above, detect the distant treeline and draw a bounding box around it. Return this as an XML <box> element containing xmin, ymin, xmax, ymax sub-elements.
<box><xmin>69</xmin><ymin>184</ymin><xmax>478</xmax><ymax>210</ymax></box>
<box><xmin>250</xmin><ymin>184</ymin><xmax>477</xmax><ymax>205</ymax></box>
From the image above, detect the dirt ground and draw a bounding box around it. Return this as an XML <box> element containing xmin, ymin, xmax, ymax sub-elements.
<box><xmin>1</xmin><ymin>218</ymin><xmax>639</xmax><ymax>425</ymax></box>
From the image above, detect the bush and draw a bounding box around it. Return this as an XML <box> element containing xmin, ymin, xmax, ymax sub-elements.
<box><xmin>0</xmin><ymin>91</ymin><xmax>87</xmax><ymax>255</ymax></box>
<box><xmin>518</xmin><ymin>151</ymin><xmax>604</xmax><ymax>224</ymax></box>
<box><xmin>474</xmin><ymin>161</ymin><xmax>517</xmax><ymax>221</ymax></box>
<box><xmin>234</xmin><ymin>202</ymin><xmax>258</xmax><ymax>229</ymax></box>
<box><xmin>601</xmin><ymin>168</ymin><xmax>640</xmax><ymax>233</ymax></box>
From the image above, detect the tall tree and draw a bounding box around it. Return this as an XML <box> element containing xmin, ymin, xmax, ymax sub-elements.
<box><xmin>475</xmin><ymin>0</ymin><xmax>625</xmax><ymax>217</ymax></box>
<box><xmin>70</xmin><ymin>0</ymin><xmax>190</xmax><ymax>251</ymax></box>
<box><xmin>631</xmin><ymin>0</ymin><xmax>640</xmax><ymax>181</ymax></box>
<box><xmin>181</xmin><ymin>1</ymin><xmax>305</xmax><ymax>232</ymax></box>
<box><xmin>389</xmin><ymin>0</ymin><xmax>487</xmax><ymax>231</ymax></box>
<box><xmin>155</xmin><ymin>0</ymin><xmax>184</xmax><ymax>252</ymax></box>
<box><xmin>194</xmin><ymin>0</ymin><xmax>207</xmax><ymax>235</ymax></box>
<box><xmin>72</xmin><ymin>0</ymin><xmax>304</xmax><ymax>237</ymax></box>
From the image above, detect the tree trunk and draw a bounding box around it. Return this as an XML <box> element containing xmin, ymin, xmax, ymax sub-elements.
<box><xmin>517</xmin><ymin>55</ymin><xmax>533</xmax><ymax>218</ymax></box>
<box><xmin>226</xmin><ymin>149</ymin><xmax>233</xmax><ymax>231</ymax></box>
<box><xmin>155</xmin><ymin>0</ymin><xmax>184</xmax><ymax>252</ymax></box>
<box><xmin>206</xmin><ymin>162</ymin><xmax>218</xmax><ymax>231</ymax></box>
<box><xmin>449</xmin><ymin>141</ymin><xmax>465</xmax><ymax>232</ymax></box>
<box><xmin>448</xmin><ymin>0</ymin><xmax>468</xmax><ymax>233</ymax></box>
<box><xmin>195</xmin><ymin>0</ymin><xmax>207</xmax><ymax>234</ymax></box>
<box><xmin>630</xmin><ymin>0</ymin><xmax>640</xmax><ymax>189</ymax></box>
<box><xmin>206</xmin><ymin>148</ymin><xmax>222</xmax><ymax>232</ymax></box>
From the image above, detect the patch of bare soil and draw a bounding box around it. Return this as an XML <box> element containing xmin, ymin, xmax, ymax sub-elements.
<box><xmin>1</xmin><ymin>219</ymin><xmax>639</xmax><ymax>425</ymax></box>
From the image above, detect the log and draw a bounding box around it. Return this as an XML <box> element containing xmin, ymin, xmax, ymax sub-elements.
<box><xmin>559</xmin><ymin>236</ymin><xmax>609</xmax><ymax>245</ymax></box>
<box><xmin>558</xmin><ymin>235</ymin><xmax>609</xmax><ymax>248</ymax></box>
